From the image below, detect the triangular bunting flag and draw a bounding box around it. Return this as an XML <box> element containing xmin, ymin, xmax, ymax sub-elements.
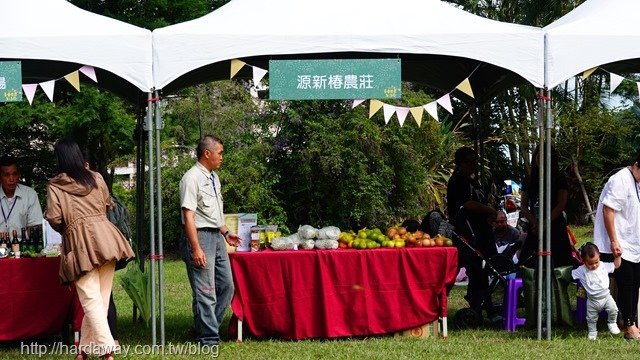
<box><xmin>252</xmin><ymin>67</ymin><xmax>268</xmax><ymax>86</ymax></box>
<box><xmin>424</xmin><ymin>101</ymin><xmax>439</xmax><ymax>122</ymax></box>
<box><xmin>437</xmin><ymin>94</ymin><xmax>453</xmax><ymax>114</ymax></box>
<box><xmin>64</xmin><ymin>71</ymin><xmax>81</xmax><ymax>92</ymax></box>
<box><xmin>79</xmin><ymin>66</ymin><xmax>97</xmax><ymax>82</ymax></box>
<box><xmin>230</xmin><ymin>59</ymin><xmax>246</xmax><ymax>79</ymax></box>
<box><xmin>396</xmin><ymin>107</ymin><xmax>409</xmax><ymax>127</ymax></box>
<box><xmin>382</xmin><ymin>104</ymin><xmax>395</xmax><ymax>125</ymax></box>
<box><xmin>582</xmin><ymin>67</ymin><xmax>597</xmax><ymax>80</ymax></box>
<box><xmin>369</xmin><ymin>100</ymin><xmax>383</xmax><ymax>118</ymax></box>
<box><xmin>610</xmin><ymin>73</ymin><xmax>624</xmax><ymax>93</ymax></box>
<box><xmin>409</xmin><ymin>106</ymin><xmax>424</xmax><ymax>127</ymax></box>
<box><xmin>40</xmin><ymin>80</ymin><xmax>56</xmax><ymax>102</ymax></box>
<box><xmin>352</xmin><ymin>99</ymin><xmax>365</xmax><ymax>108</ymax></box>
<box><xmin>456</xmin><ymin>78</ymin><xmax>474</xmax><ymax>99</ymax></box>
<box><xmin>22</xmin><ymin>84</ymin><xmax>38</xmax><ymax>105</ymax></box>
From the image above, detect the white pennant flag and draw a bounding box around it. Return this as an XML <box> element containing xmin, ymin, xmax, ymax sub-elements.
<box><xmin>252</xmin><ymin>67</ymin><xmax>268</xmax><ymax>87</ymax></box>
<box><xmin>396</xmin><ymin>107</ymin><xmax>409</xmax><ymax>127</ymax></box>
<box><xmin>637</xmin><ymin>82</ymin><xmax>640</xmax><ymax>99</ymax></box>
<box><xmin>40</xmin><ymin>80</ymin><xmax>56</xmax><ymax>102</ymax></box>
<box><xmin>424</xmin><ymin>101</ymin><xmax>439</xmax><ymax>122</ymax></box>
<box><xmin>383</xmin><ymin>104</ymin><xmax>395</xmax><ymax>125</ymax></box>
<box><xmin>22</xmin><ymin>84</ymin><xmax>38</xmax><ymax>105</ymax></box>
<box><xmin>79</xmin><ymin>65</ymin><xmax>97</xmax><ymax>82</ymax></box>
<box><xmin>610</xmin><ymin>73</ymin><xmax>625</xmax><ymax>93</ymax></box>
<box><xmin>436</xmin><ymin>94</ymin><xmax>453</xmax><ymax>114</ymax></box>
<box><xmin>352</xmin><ymin>99</ymin><xmax>365</xmax><ymax>108</ymax></box>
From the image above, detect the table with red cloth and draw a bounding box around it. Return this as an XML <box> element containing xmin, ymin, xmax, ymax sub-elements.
<box><xmin>229</xmin><ymin>247</ymin><xmax>458</xmax><ymax>340</ymax></box>
<box><xmin>0</xmin><ymin>257</ymin><xmax>82</xmax><ymax>341</ymax></box>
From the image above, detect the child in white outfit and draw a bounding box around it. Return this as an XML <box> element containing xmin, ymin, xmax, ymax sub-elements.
<box><xmin>571</xmin><ymin>242</ymin><xmax>621</xmax><ymax>340</ymax></box>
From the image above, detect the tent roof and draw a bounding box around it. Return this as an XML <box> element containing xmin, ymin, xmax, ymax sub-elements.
<box><xmin>544</xmin><ymin>0</ymin><xmax>640</xmax><ymax>89</ymax></box>
<box><xmin>0</xmin><ymin>0</ymin><xmax>153</xmax><ymax>104</ymax></box>
<box><xmin>153</xmin><ymin>0</ymin><xmax>544</xmax><ymax>104</ymax></box>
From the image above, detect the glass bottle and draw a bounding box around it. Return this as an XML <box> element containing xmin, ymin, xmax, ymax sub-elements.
<box><xmin>11</xmin><ymin>229</ymin><xmax>20</xmax><ymax>254</ymax></box>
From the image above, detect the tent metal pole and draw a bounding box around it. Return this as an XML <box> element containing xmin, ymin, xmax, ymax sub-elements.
<box><xmin>135</xmin><ymin>111</ymin><xmax>146</xmax><ymax>271</ymax></box>
<box><xmin>154</xmin><ymin>90</ymin><xmax>166</xmax><ymax>345</ymax></box>
<box><xmin>145</xmin><ymin>92</ymin><xmax>157</xmax><ymax>344</ymax></box>
<box><xmin>536</xmin><ymin>89</ymin><xmax>545</xmax><ymax>340</ymax></box>
<box><xmin>545</xmin><ymin>88</ymin><xmax>553</xmax><ymax>340</ymax></box>
<box><xmin>478</xmin><ymin>106</ymin><xmax>485</xmax><ymax>187</ymax></box>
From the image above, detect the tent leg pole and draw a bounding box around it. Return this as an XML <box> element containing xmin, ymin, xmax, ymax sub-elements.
<box><xmin>154</xmin><ymin>90</ymin><xmax>166</xmax><ymax>346</ymax></box>
<box><xmin>545</xmin><ymin>88</ymin><xmax>553</xmax><ymax>340</ymax></box>
<box><xmin>145</xmin><ymin>92</ymin><xmax>157</xmax><ymax>345</ymax></box>
<box><xmin>536</xmin><ymin>89</ymin><xmax>545</xmax><ymax>340</ymax></box>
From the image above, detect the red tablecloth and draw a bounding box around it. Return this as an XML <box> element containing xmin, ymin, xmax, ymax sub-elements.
<box><xmin>229</xmin><ymin>247</ymin><xmax>458</xmax><ymax>340</ymax></box>
<box><xmin>0</xmin><ymin>257</ymin><xmax>80</xmax><ymax>341</ymax></box>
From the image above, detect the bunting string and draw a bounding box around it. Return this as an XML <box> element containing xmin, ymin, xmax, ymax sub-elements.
<box><xmin>354</xmin><ymin>64</ymin><xmax>481</xmax><ymax>127</ymax></box>
<box><xmin>581</xmin><ymin>67</ymin><xmax>639</xmax><ymax>96</ymax></box>
<box><xmin>230</xmin><ymin>59</ymin><xmax>268</xmax><ymax>90</ymax></box>
<box><xmin>21</xmin><ymin>65</ymin><xmax>97</xmax><ymax>105</ymax></box>
<box><xmin>229</xmin><ymin>58</ymin><xmax>481</xmax><ymax>127</ymax></box>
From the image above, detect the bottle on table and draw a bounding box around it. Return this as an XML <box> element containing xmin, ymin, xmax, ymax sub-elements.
<box><xmin>23</xmin><ymin>227</ymin><xmax>32</xmax><ymax>254</ymax></box>
<box><xmin>33</xmin><ymin>226</ymin><xmax>43</xmax><ymax>254</ymax></box>
<box><xmin>11</xmin><ymin>229</ymin><xmax>20</xmax><ymax>254</ymax></box>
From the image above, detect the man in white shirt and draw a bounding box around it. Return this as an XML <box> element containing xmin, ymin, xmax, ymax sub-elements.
<box><xmin>0</xmin><ymin>156</ymin><xmax>43</xmax><ymax>235</ymax></box>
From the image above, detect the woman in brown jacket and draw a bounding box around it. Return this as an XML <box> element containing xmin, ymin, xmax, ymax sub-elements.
<box><xmin>45</xmin><ymin>139</ymin><xmax>134</xmax><ymax>360</ymax></box>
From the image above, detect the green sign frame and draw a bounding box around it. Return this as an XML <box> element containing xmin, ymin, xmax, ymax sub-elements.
<box><xmin>0</xmin><ymin>61</ymin><xmax>23</xmax><ymax>103</ymax></box>
<box><xmin>269</xmin><ymin>59</ymin><xmax>401</xmax><ymax>100</ymax></box>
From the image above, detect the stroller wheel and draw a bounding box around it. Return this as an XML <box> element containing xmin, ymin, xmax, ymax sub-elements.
<box><xmin>454</xmin><ymin>308</ymin><xmax>483</xmax><ymax>329</ymax></box>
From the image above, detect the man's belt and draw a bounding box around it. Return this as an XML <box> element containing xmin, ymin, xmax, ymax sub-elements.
<box><xmin>196</xmin><ymin>227</ymin><xmax>220</xmax><ymax>233</ymax></box>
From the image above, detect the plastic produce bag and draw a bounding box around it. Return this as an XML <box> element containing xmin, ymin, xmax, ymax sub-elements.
<box><xmin>298</xmin><ymin>225</ymin><xmax>318</xmax><ymax>240</ymax></box>
<box><xmin>271</xmin><ymin>233</ymin><xmax>300</xmax><ymax>251</ymax></box>
<box><xmin>317</xmin><ymin>226</ymin><xmax>341</xmax><ymax>241</ymax></box>
<box><xmin>299</xmin><ymin>239</ymin><xmax>315</xmax><ymax>250</ymax></box>
<box><xmin>315</xmin><ymin>239</ymin><xmax>339</xmax><ymax>250</ymax></box>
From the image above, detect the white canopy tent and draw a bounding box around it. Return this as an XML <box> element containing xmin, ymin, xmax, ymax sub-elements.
<box><xmin>544</xmin><ymin>0</ymin><xmax>640</xmax><ymax>89</ymax></box>
<box><xmin>1</xmin><ymin>0</ymin><xmax>159</xmax><ymax>344</ymax></box>
<box><xmin>151</xmin><ymin>0</ymin><xmax>552</xmax><ymax>342</ymax></box>
<box><xmin>153</xmin><ymin>0</ymin><xmax>544</xmax><ymax>103</ymax></box>
<box><xmin>0</xmin><ymin>0</ymin><xmax>153</xmax><ymax>103</ymax></box>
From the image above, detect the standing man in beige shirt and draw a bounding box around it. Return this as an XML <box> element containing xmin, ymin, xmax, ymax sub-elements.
<box><xmin>179</xmin><ymin>135</ymin><xmax>240</xmax><ymax>349</ymax></box>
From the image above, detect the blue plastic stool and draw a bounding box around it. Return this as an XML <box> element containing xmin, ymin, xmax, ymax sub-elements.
<box><xmin>503</xmin><ymin>278</ymin><xmax>526</xmax><ymax>332</ymax></box>
<box><xmin>574</xmin><ymin>280</ymin><xmax>588</xmax><ymax>325</ymax></box>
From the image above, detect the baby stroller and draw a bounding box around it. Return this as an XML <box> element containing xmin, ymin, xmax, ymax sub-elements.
<box><xmin>422</xmin><ymin>210</ymin><xmax>519</xmax><ymax>328</ymax></box>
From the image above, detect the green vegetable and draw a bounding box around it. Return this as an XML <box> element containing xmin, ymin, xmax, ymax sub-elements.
<box><xmin>119</xmin><ymin>261</ymin><xmax>151</xmax><ymax>326</ymax></box>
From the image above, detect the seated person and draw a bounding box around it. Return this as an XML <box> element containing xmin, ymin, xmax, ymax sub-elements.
<box><xmin>0</xmin><ymin>156</ymin><xmax>43</xmax><ymax>232</ymax></box>
<box><xmin>493</xmin><ymin>210</ymin><xmax>525</xmax><ymax>264</ymax></box>
<box><xmin>401</xmin><ymin>219</ymin><xmax>420</xmax><ymax>233</ymax></box>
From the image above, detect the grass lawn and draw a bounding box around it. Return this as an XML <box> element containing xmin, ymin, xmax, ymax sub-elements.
<box><xmin>3</xmin><ymin>226</ymin><xmax>638</xmax><ymax>359</ymax></box>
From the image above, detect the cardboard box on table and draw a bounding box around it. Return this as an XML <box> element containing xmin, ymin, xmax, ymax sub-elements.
<box><xmin>224</xmin><ymin>213</ymin><xmax>257</xmax><ymax>252</ymax></box>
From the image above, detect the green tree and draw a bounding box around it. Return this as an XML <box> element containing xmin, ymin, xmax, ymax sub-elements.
<box><xmin>70</xmin><ymin>0</ymin><xmax>229</xmax><ymax>29</ymax></box>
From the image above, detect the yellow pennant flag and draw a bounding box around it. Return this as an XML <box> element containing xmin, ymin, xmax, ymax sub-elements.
<box><xmin>456</xmin><ymin>78</ymin><xmax>474</xmax><ymax>98</ymax></box>
<box><xmin>230</xmin><ymin>59</ymin><xmax>246</xmax><ymax>79</ymax></box>
<box><xmin>369</xmin><ymin>100</ymin><xmax>383</xmax><ymax>118</ymax></box>
<box><xmin>582</xmin><ymin>67</ymin><xmax>597</xmax><ymax>80</ymax></box>
<box><xmin>409</xmin><ymin>106</ymin><xmax>424</xmax><ymax>127</ymax></box>
<box><xmin>64</xmin><ymin>71</ymin><xmax>81</xmax><ymax>92</ymax></box>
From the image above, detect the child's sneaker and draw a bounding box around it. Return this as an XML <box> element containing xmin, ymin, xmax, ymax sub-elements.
<box><xmin>588</xmin><ymin>331</ymin><xmax>597</xmax><ymax>340</ymax></box>
<box><xmin>608</xmin><ymin>323</ymin><xmax>621</xmax><ymax>335</ymax></box>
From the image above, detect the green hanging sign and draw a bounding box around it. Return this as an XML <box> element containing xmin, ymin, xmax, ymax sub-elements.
<box><xmin>0</xmin><ymin>61</ymin><xmax>23</xmax><ymax>103</ymax></box>
<box><xmin>269</xmin><ymin>59</ymin><xmax>401</xmax><ymax>100</ymax></box>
